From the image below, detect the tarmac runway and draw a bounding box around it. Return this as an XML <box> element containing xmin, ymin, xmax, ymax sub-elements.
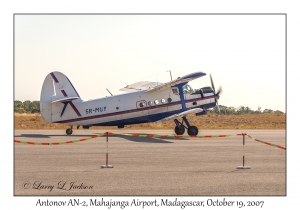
<box><xmin>14</xmin><ymin>129</ymin><xmax>286</xmax><ymax>196</ymax></box>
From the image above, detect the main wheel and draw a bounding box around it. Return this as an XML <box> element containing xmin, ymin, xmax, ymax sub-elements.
<box><xmin>175</xmin><ymin>125</ymin><xmax>185</xmax><ymax>135</ymax></box>
<box><xmin>187</xmin><ymin>126</ymin><xmax>198</xmax><ymax>136</ymax></box>
<box><xmin>66</xmin><ymin>128</ymin><xmax>73</xmax><ymax>135</ymax></box>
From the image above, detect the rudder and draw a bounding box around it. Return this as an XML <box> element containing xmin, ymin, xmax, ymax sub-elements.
<box><xmin>40</xmin><ymin>71</ymin><xmax>82</xmax><ymax>122</ymax></box>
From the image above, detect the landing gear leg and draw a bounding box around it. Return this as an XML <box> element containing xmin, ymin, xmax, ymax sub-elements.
<box><xmin>174</xmin><ymin>117</ymin><xmax>199</xmax><ymax>136</ymax></box>
<box><xmin>182</xmin><ymin>116</ymin><xmax>199</xmax><ymax>136</ymax></box>
<box><xmin>174</xmin><ymin>119</ymin><xmax>186</xmax><ymax>135</ymax></box>
<box><xmin>66</xmin><ymin>126</ymin><xmax>73</xmax><ymax>135</ymax></box>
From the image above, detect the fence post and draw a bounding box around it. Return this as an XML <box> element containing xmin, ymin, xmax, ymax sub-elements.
<box><xmin>101</xmin><ymin>132</ymin><xmax>113</xmax><ymax>168</ymax></box>
<box><xmin>236</xmin><ymin>133</ymin><xmax>251</xmax><ymax>169</ymax></box>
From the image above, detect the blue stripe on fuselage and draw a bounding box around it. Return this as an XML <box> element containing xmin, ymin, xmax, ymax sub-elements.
<box><xmin>53</xmin><ymin>96</ymin><xmax>215</xmax><ymax>124</ymax></box>
<box><xmin>91</xmin><ymin>109</ymin><xmax>181</xmax><ymax>126</ymax></box>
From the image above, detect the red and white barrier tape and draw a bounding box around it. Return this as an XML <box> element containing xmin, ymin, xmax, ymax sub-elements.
<box><xmin>14</xmin><ymin>132</ymin><xmax>286</xmax><ymax>151</ymax></box>
<box><xmin>246</xmin><ymin>134</ymin><xmax>286</xmax><ymax>150</ymax></box>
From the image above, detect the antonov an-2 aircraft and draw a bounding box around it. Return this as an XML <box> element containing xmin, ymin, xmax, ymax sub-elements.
<box><xmin>40</xmin><ymin>71</ymin><xmax>222</xmax><ymax>135</ymax></box>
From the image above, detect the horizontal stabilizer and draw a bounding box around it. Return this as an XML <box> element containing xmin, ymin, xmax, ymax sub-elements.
<box><xmin>51</xmin><ymin>97</ymin><xmax>79</xmax><ymax>103</ymax></box>
<box><xmin>160</xmin><ymin>108</ymin><xmax>203</xmax><ymax>121</ymax></box>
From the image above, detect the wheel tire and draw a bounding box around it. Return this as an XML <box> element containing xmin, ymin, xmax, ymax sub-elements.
<box><xmin>66</xmin><ymin>128</ymin><xmax>73</xmax><ymax>135</ymax></box>
<box><xmin>175</xmin><ymin>125</ymin><xmax>185</xmax><ymax>135</ymax></box>
<box><xmin>187</xmin><ymin>126</ymin><xmax>198</xmax><ymax>136</ymax></box>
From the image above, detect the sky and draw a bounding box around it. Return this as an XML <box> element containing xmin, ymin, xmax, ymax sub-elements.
<box><xmin>14</xmin><ymin>14</ymin><xmax>286</xmax><ymax>112</ymax></box>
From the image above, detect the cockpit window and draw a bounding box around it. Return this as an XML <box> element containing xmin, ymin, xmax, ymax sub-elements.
<box><xmin>183</xmin><ymin>84</ymin><xmax>193</xmax><ymax>94</ymax></box>
<box><xmin>172</xmin><ymin>87</ymin><xmax>179</xmax><ymax>95</ymax></box>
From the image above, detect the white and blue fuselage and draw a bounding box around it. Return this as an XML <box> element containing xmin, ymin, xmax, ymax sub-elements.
<box><xmin>52</xmin><ymin>88</ymin><xmax>215</xmax><ymax>127</ymax></box>
<box><xmin>40</xmin><ymin>71</ymin><xmax>219</xmax><ymax>134</ymax></box>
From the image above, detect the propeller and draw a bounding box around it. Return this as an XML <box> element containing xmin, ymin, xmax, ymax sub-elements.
<box><xmin>210</xmin><ymin>74</ymin><xmax>223</xmax><ymax>114</ymax></box>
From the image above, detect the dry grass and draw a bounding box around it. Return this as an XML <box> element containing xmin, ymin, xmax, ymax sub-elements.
<box><xmin>14</xmin><ymin>113</ymin><xmax>286</xmax><ymax>130</ymax></box>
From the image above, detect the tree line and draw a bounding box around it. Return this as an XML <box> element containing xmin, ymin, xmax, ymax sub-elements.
<box><xmin>208</xmin><ymin>105</ymin><xmax>284</xmax><ymax>115</ymax></box>
<box><xmin>14</xmin><ymin>100</ymin><xmax>285</xmax><ymax>115</ymax></box>
<box><xmin>14</xmin><ymin>100</ymin><xmax>40</xmax><ymax>113</ymax></box>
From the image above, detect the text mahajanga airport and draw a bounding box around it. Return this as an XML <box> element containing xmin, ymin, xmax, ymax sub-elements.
<box><xmin>36</xmin><ymin>198</ymin><xmax>264</xmax><ymax>208</ymax></box>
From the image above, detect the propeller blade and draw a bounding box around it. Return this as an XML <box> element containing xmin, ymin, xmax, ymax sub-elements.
<box><xmin>210</xmin><ymin>74</ymin><xmax>215</xmax><ymax>92</ymax></box>
<box><xmin>216</xmin><ymin>86</ymin><xmax>223</xmax><ymax>97</ymax></box>
<box><xmin>210</xmin><ymin>73</ymin><xmax>223</xmax><ymax>114</ymax></box>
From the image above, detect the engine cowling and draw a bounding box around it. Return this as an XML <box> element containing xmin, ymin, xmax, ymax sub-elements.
<box><xmin>200</xmin><ymin>86</ymin><xmax>214</xmax><ymax>98</ymax></box>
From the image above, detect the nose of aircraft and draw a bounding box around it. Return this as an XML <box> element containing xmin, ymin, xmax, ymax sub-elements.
<box><xmin>210</xmin><ymin>74</ymin><xmax>222</xmax><ymax>113</ymax></box>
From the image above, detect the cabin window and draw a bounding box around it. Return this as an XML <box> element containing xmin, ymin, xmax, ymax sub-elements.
<box><xmin>161</xmin><ymin>99</ymin><xmax>166</xmax><ymax>103</ymax></box>
<box><xmin>172</xmin><ymin>87</ymin><xmax>179</xmax><ymax>95</ymax></box>
<box><xmin>154</xmin><ymin>100</ymin><xmax>159</xmax><ymax>105</ymax></box>
<box><xmin>139</xmin><ymin>102</ymin><xmax>146</xmax><ymax>107</ymax></box>
<box><xmin>167</xmin><ymin>98</ymin><xmax>172</xmax><ymax>103</ymax></box>
<box><xmin>136</xmin><ymin>100</ymin><xmax>147</xmax><ymax>109</ymax></box>
<box><xmin>148</xmin><ymin>101</ymin><xmax>153</xmax><ymax>106</ymax></box>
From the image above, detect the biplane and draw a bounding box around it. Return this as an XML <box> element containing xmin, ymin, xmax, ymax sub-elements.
<box><xmin>40</xmin><ymin>71</ymin><xmax>222</xmax><ymax>135</ymax></box>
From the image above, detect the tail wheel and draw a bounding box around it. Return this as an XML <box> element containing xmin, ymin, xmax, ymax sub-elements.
<box><xmin>66</xmin><ymin>128</ymin><xmax>73</xmax><ymax>135</ymax></box>
<box><xmin>175</xmin><ymin>125</ymin><xmax>185</xmax><ymax>135</ymax></box>
<box><xmin>187</xmin><ymin>126</ymin><xmax>198</xmax><ymax>136</ymax></box>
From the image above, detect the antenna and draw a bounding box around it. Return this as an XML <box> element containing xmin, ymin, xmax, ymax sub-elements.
<box><xmin>167</xmin><ymin>70</ymin><xmax>173</xmax><ymax>81</ymax></box>
<box><xmin>106</xmin><ymin>88</ymin><xmax>113</xmax><ymax>96</ymax></box>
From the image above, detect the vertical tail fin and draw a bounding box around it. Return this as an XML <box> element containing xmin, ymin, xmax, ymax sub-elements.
<box><xmin>40</xmin><ymin>71</ymin><xmax>82</xmax><ymax>122</ymax></box>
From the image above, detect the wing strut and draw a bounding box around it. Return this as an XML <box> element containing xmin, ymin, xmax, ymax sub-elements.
<box><xmin>177</xmin><ymin>83</ymin><xmax>187</xmax><ymax>110</ymax></box>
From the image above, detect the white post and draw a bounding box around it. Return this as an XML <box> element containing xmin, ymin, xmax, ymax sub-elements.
<box><xmin>101</xmin><ymin>132</ymin><xmax>113</xmax><ymax>168</ymax></box>
<box><xmin>237</xmin><ymin>133</ymin><xmax>251</xmax><ymax>169</ymax></box>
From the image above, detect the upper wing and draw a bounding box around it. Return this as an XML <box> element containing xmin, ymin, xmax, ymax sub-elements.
<box><xmin>160</xmin><ymin>108</ymin><xmax>203</xmax><ymax>121</ymax></box>
<box><xmin>146</xmin><ymin>72</ymin><xmax>206</xmax><ymax>93</ymax></box>
<box><xmin>119</xmin><ymin>72</ymin><xmax>206</xmax><ymax>93</ymax></box>
<box><xmin>119</xmin><ymin>81</ymin><xmax>163</xmax><ymax>92</ymax></box>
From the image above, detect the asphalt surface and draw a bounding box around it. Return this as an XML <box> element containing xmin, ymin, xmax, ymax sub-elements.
<box><xmin>14</xmin><ymin>129</ymin><xmax>286</xmax><ymax>196</ymax></box>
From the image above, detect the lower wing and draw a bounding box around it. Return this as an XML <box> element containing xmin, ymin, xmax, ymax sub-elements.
<box><xmin>160</xmin><ymin>108</ymin><xmax>203</xmax><ymax>121</ymax></box>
